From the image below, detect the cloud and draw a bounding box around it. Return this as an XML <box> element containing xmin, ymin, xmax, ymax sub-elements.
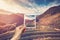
<box><xmin>0</xmin><ymin>0</ymin><xmax>60</xmax><ymax>15</ymax></box>
<box><xmin>0</xmin><ymin>0</ymin><xmax>35</xmax><ymax>14</ymax></box>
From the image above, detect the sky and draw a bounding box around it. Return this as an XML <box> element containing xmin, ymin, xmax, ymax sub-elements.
<box><xmin>25</xmin><ymin>15</ymin><xmax>36</xmax><ymax>20</ymax></box>
<box><xmin>0</xmin><ymin>0</ymin><xmax>60</xmax><ymax>15</ymax></box>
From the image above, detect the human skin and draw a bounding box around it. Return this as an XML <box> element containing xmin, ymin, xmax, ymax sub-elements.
<box><xmin>10</xmin><ymin>25</ymin><xmax>25</xmax><ymax>40</ymax></box>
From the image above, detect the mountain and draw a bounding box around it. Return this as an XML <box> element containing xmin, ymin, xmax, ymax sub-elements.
<box><xmin>0</xmin><ymin>9</ymin><xmax>24</xmax><ymax>34</ymax></box>
<box><xmin>36</xmin><ymin>6</ymin><xmax>60</xmax><ymax>31</ymax></box>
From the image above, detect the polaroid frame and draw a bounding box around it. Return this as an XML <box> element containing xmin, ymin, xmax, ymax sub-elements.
<box><xmin>24</xmin><ymin>14</ymin><xmax>36</xmax><ymax>29</ymax></box>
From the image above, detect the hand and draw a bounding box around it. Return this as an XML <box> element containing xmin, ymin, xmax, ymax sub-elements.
<box><xmin>14</xmin><ymin>25</ymin><xmax>25</xmax><ymax>35</ymax></box>
<box><xmin>11</xmin><ymin>25</ymin><xmax>25</xmax><ymax>40</ymax></box>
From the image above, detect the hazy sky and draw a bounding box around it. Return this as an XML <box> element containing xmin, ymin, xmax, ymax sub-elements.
<box><xmin>0</xmin><ymin>0</ymin><xmax>60</xmax><ymax>15</ymax></box>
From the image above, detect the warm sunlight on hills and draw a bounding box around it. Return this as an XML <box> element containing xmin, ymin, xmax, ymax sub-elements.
<box><xmin>0</xmin><ymin>9</ymin><xmax>24</xmax><ymax>34</ymax></box>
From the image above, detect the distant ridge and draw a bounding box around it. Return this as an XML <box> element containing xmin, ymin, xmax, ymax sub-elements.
<box><xmin>36</xmin><ymin>6</ymin><xmax>60</xmax><ymax>31</ymax></box>
<box><xmin>37</xmin><ymin>5</ymin><xmax>60</xmax><ymax>21</ymax></box>
<box><xmin>0</xmin><ymin>9</ymin><xmax>24</xmax><ymax>34</ymax></box>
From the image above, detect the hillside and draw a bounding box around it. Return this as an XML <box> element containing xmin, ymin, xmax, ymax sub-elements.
<box><xmin>36</xmin><ymin>6</ymin><xmax>60</xmax><ymax>31</ymax></box>
<box><xmin>0</xmin><ymin>9</ymin><xmax>24</xmax><ymax>34</ymax></box>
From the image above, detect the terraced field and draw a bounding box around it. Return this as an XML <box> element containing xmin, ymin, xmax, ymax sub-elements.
<box><xmin>0</xmin><ymin>30</ymin><xmax>60</xmax><ymax>40</ymax></box>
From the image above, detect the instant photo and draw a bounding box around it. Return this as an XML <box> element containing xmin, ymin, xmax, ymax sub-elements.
<box><xmin>24</xmin><ymin>14</ymin><xmax>36</xmax><ymax>28</ymax></box>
